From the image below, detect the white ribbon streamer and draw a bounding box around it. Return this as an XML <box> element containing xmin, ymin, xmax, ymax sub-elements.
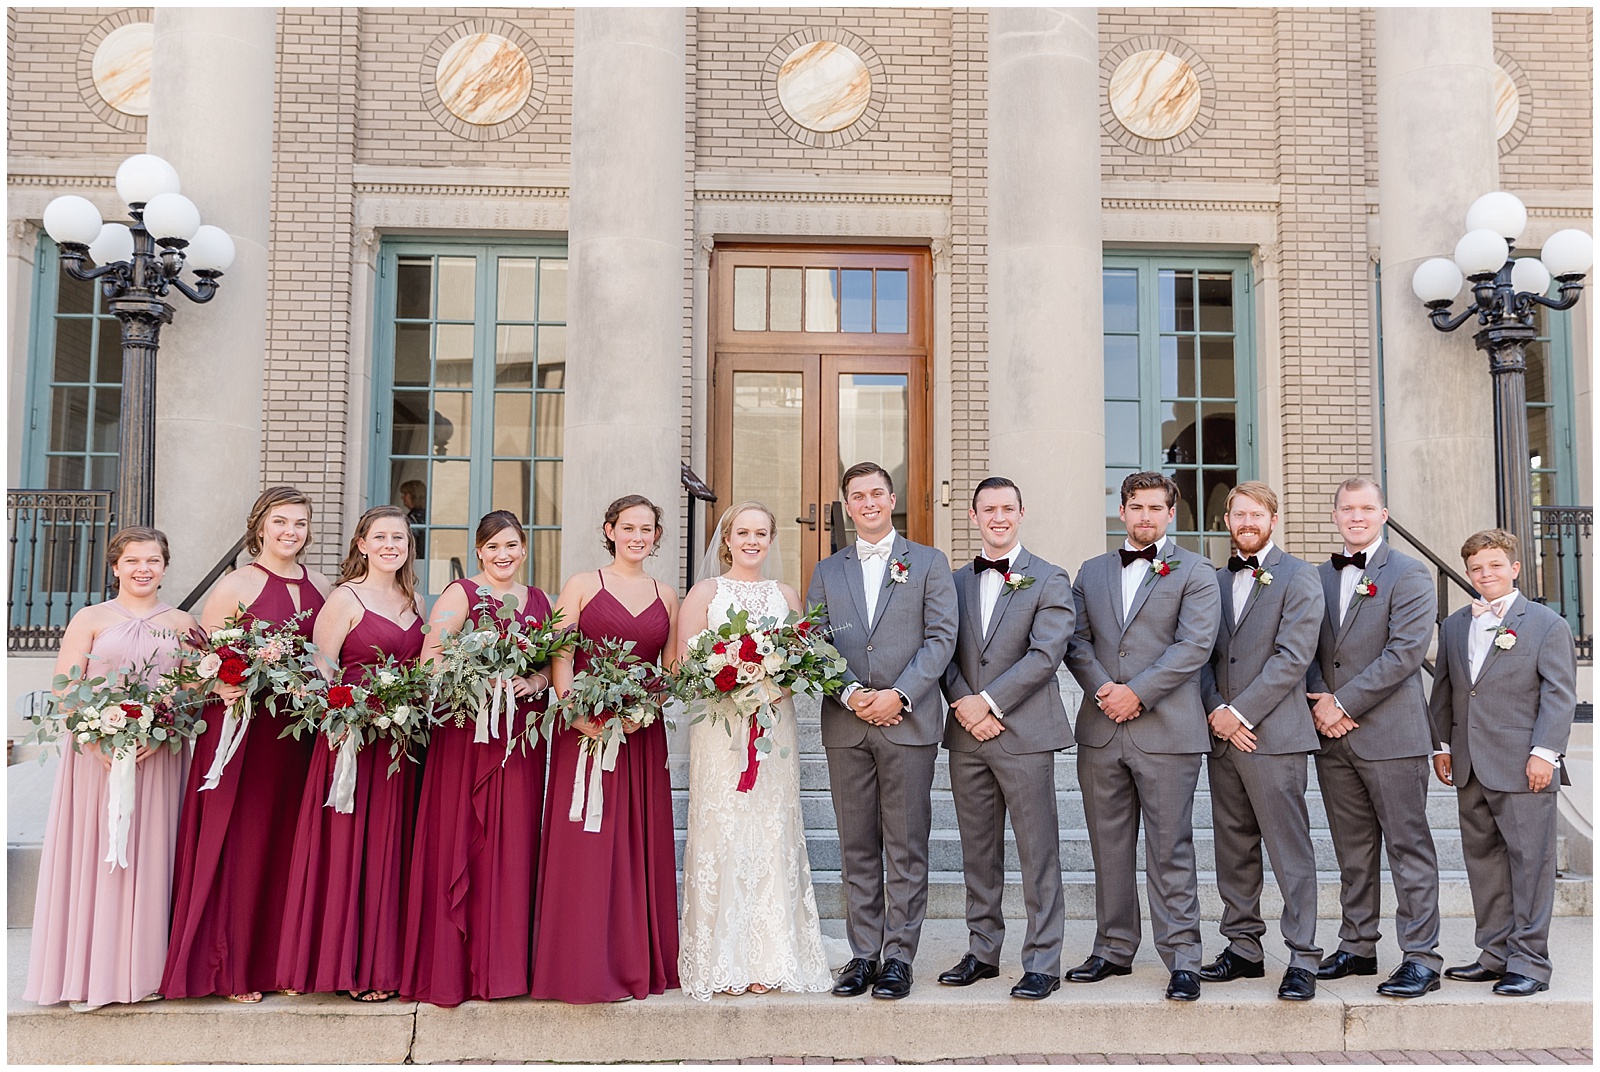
<box><xmin>475</xmin><ymin>678</ymin><xmax>518</xmax><ymax>745</ymax></box>
<box><xmin>198</xmin><ymin>696</ymin><xmax>251</xmax><ymax>792</ymax></box>
<box><xmin>103</xmin><ymin>749</ymin><xmax>136</xmax><ymax>870</ymax></box>
<box><xmin>324</xmin><ymin>733</ymin><xmax>362</xmax><ymax>814</ymax></box>
<box><xmin>568</xmin><ymin>732</ymin><xmax>620</xmax><ymax>832</ymax></box>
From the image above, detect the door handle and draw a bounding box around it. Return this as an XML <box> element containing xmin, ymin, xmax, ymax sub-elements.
<box><xmin>796</xmin><ymin>503</ymin><xmax>818</xmax><ymax>530</ymax></box>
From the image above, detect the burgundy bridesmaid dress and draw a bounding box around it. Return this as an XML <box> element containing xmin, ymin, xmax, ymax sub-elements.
<box><xmin>401</xmin><ymin>579</ymin><xmax>552</xmax><ymax>1006</ymax></box>
<box><xmin>161</xmin><ymin>564</ymin><xmax>323</xmax><ymax>999</ymax></box>
<box><xmin>277</xmin><ymin>592</ymin><xmax>424</xmax><ymax>995</ymax></box>
<box><xmin>528</xmin><ymin>572</ymin><xmax>679</xmax><ymax>1004</ymax></box>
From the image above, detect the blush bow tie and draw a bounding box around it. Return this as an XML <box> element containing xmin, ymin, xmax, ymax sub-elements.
<box><xmin>1330</xmin><ymin>550</ymin><xmax>1368</xmax><ymax>571</ymax></box>
<box><xmin>1471</xmin><ymin>595</ymin><xmax>1513</xmax><ymax>618</ymax></box>
<box><xmin>974</xmin><ymin>556</ymin><xmax>1009</xmax><ymax>576</ymax></box>
<box><xmin>1119</xmin><ymin>545</ymin><xmax>1158</xmax><ymax>567</ymax></box>
<box><xmin>1227</xmin><ymin>555</ymin><xmax>1261</xmax><ymax>573</ymax></box>
<box><xmin>857</xmin><ymin>542</ymin><xmax>892</xmax><ymax>561</ymax></box>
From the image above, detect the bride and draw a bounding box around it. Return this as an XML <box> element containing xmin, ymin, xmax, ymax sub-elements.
<box><xmin>675</xmin><ymin>500</ymin><xmax>840</xmax><ymax>1000</ymax></box>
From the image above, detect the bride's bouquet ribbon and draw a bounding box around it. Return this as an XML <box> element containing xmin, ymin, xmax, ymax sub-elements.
<box><xmin>325</xmin><ymin>732</ymin><xmax>362</xmax><ymax>814</ymax></box>
<box><xmin>569</xmin><ymin>732</ymin><xmax>621</xmax><ymax>832</ymax></box>
<box><xmin>729</xmin><ymin>679</ymin><xmax>782</xmax><ymax>794</ymax></box>
<box><xmin>103</xmin><ymin>749</ymin><xmax>137</xmax><ymax>869</ymax></box>
<box><xmin>198</xmin><ymin>696</ymin><xmax>252</xmax><ymax>792</ymax></box>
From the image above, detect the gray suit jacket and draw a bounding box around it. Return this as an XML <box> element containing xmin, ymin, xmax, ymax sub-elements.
<box><xmin>806</xmin><ymin>533</ymin><xmax>959</xmax><ymax>748</ymax></box>
<box><xmin>1429</xmin><ymin>597</ymin><xmax>1578</xmax><ymax>795</ymax></box>
<box><xmin>941</xmin><ymin>548</ymin><xmax>1076</xmax><ymax>755</ymax></box>
<box><xmin>1066</xmin><ymin>540</ymin><xmax>1222</xmax><ymax>755</ymax></box>
<box><xmin>1201</xmin><ymin>545</ymin><xmax>1324</xmax><ymax>756</ymax></box>
<box><xmin>1306</xmin><ymin>541</ymin><xmax>1435</xmax><ymax>761</ymax></box>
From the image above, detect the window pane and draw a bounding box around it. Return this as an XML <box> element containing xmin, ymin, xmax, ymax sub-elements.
<box><xmin>1161</xmin><ymin>401</ymin><xmax>1198</xmax><ymax>464</ymax></box>
<box><xmin>535</xmin><ymin>392</ymin><xmax>563</xmax><ymax>456</ymax></box>
<box><xmin>492</xmin><ymin>459</ymin><xmax>531</xmax><ymax>521</ymax></box>
<box><xmin>495</xmin><ymin>325</ymin><xmax>535</xmax><ymax>387</ymax></box>
<box><xmin>88</xmin><ymin>454</ymin><xmax>117</xmax><ymax>492</ymax></box>
<box><xmin>732</xmin><ymin>372</ymin><xmax>805</xmax><ymax>590</ymax></box>
<box><xmin>435</xmin><ymin>324</ymin><xmax>474</xmax><ymax>388</ymax></box>
<box><xmin>1199</xmin><ymin>336</ymin><xmax>1234</xmax><ymax>398</ymax></box>
<box><xmin>1166</xmin><ymin>271</ymin><xmax>1195</xmax><ymax>332</ymax></box>
<box><xmin>96</xmin><ymin>322</ymin><xmax>122</xmax><ymax>384</ymax></box>
<box><xmin>397</xmin><ymin>258</ymin><xmax>432</xmax><ymax>319</ymax></box>
<box><xmin>1104</xmin><ymin>269</ymin><xmax>1138</xmax><ymax>333</ymax></box>
<box><xmin>531</xmin><ymin>528</ymin><xmax>561</xmax><ymax>599</ymax></box>
<box><xmin>438</xmin><ymin>257</ymin><xmax>476</xmax><ymax>320</ymax></box>
<box><xmin>394</xmin><ymin>323</ymin><xmax>431</xmax><ymax>387</ymax></box>
<box><xmin>876</xmin><ymin>270</ymin><xmax>908</xmax><ymax>333</ymax></box>
<box><xmin>734</xmin><ymin>267</ymin><xmax>767</xmax><ymax>331</ymax></box>
<box><xmin>1199</xmin><ymin>468</ymin><xmax>1236</xmax><ymax>532</ymax></box>
<box><xmin>422</xmin><ymin>527</ymin><xmax>469</xmax><ymax>597</ymax></box>
<box><xmin>1199</xmin><ymin>402</ymin><xmax>1238</xmax><ymax>466</ymax></box>
<box><xmin>1525</xmin><ymin>341</ymin><xmax>1549</xmax><ymax>403</ymax></box>
<box><xmin>432</xmin><ymin>392</ymin><xmax>472</xmax><ymax>457</ymax></box>
<box><xmin>1527</xmin><ymin>405</ymin><xmax>1552</xmax><ymax>466</ymax></box>
<box><xmin>1105</xmin><ymin>468</ymin><xmax>1137</xmax><ymax>535</ymax></box>
<box><xmin>50</xmin><ymin>387</ymin><xmax>89</xmax><ymax>452</ymax></box>
<box><xmin>389</xmin><ymin>458</ymin><xmax>429</xmax><ymax>518</ymax></box>
<box><xmin>429</xmin><ymin>459</ymin><xmax>471</xmax><ymax>527</ymax></box>
<box><xmin>1198</xmin><ymin>274</ymin><xmax>1233</xmax><ymax>332</ymax></box>
<box><xmin>837</xmin><ymin>373</ymin><xmax>909</xmax><ymax>538</ymax></box>
<box><xmin>537</xmin><ymin>325</ymin><xmax>565</xmax><ymax>379</ymax></box>
<box><xmin>1165</xmin><ymin>468</ymin><xmax>1199</xmax><ymax>532</ymax></box>
<box><xmin>840</xmin><ymin>269</ymin><xmax>873</xmax><ymax>333</ymax></box>
<box><xmin>57</xmin><ymin>271</ymin><xmax>94</xmax><ymax>316</ymax></box>
<box><xmin>497</xmin><ymin>258</ymin><xmax>537</xmax><ymax>321</ymax></box>
<box><xmin>54</xmin><ymin>319</ymin><xmax>93</xmax><ymax>382</ymax></box>
<box><xmin>805</xmin><ymin>268</ymin><xmax>838</xmax><ymax>332</ymax></box>
<box><xmin>391</xmin><ymin>390</ymin><xmax>432</xmax><ymax>456</ymax></box>
<box><xmin>1161</xmin><ymin>336</ymin><xmax>1197</xmax><ymax>398</ymax></box>
<box><xmin>1104</xmin><ymin>401</ymin><xmax>1141</xmax><ymax>464</ymax></box>
<box><xmin>48</xmin><ymin>454</ymin><xmax>85</xmax><ymax>488</ymax></box>
<box><xmin>1104</xmin><ymin>335</ymin><xmax>1139</xmax><ymax>398</ymax></box>
<box><xmin>92</xmin><ymin>389</ymin><xmax>120</xmax><ymax>452</ymax></box>
<box><xmin>538</xmin><ymin>260</ymin><xmax>568</xmax><ymax>321</ymax></box>
<box><xmin>770</xmin><ymin>268</ymin><xmax>803</xmax><ymax>332</ymax></box>
<box><xmin>494</xmin><ymin>391</ymin><xmax>532</xmax><ymax>456</ymax></box>
<box><xmin>533</xmin><ymin>460</ymin><xmax>562</xmax><ymax>528</ymax></box>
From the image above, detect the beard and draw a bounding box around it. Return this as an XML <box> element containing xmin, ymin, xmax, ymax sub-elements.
<box><xmin>1231</xmin><ymin>529</ymin><xmax>1270</xmax><ymax>555</ymax></box>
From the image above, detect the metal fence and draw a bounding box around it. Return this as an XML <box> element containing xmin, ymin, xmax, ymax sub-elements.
<box><xmin>1534</xmin><ymin>505</ymin><xmax>1593</xmax><ymax>662</ymax></box>
<box><xmin>7</xmin><ymin>490</ymin><xmax>116</xmax><ymax>653</ymax></box>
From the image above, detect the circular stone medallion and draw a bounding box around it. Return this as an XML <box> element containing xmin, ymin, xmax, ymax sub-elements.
<box><xmin>92</xmin><ymin>21</ymin><xmax>153</xmax><ymax>117</ymax></box>
<box><xmin>1492</xmin><ymin>64</ymin><xmax>1520</xmax><ymax>140</ymax></box>
<box><xmin>435</xmin><ymin>32</ymin><xmax>532</xmax><ymax>127</ymax></box>
<box><xmin>1109</xmin><ymin>49</ymin><xmax>1203</xmax><ymax>141</ymax></box>
<box><xmin>777</xmin><ymin>40</ymin><xmax>872</xmax><ymax>134</ymax></box>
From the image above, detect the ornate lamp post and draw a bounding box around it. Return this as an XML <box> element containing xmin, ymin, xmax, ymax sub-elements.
<box><xmin>42</xmin><ymin>154</ymin><xmax>235</xmax><ymax>528</ymax></box>
<box><xmin>1411</xmin><ymin>191</ymin><xmax>1593</xmax><ymax>594</ymax></box>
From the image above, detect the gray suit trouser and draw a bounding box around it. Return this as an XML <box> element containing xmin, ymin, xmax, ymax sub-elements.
<box><xmin>825</xmin><ymin>727</ymin><xmax>938</xmax><ymax>964</ymax></box>
<box><xmin>949</xmin><ymin>744</ymin><xmax>1064</xmax><ymax>975</ymax></box>
<box><xmin>1314</xmin><ymin>735</ymin><xmax>1442</xmax><ymax>970</ymax></box>
<box><xmin>1457</xmin><ymin>772</ymin><xmax>1558</xmax><ymax>983</ymax></box>
<box><xmin>1078</xmin><ymin>726</ymin><xmax>1204</xmax><ymax>973</ymax></box>
<box><xmin>1207</xmin><ymin>747</ymin><xmax>1323</xmax><ymax>971</ymax></box>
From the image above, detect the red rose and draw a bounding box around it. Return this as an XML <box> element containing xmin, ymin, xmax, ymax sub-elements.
<box><xmin>713</xmin><ymin>640</ymin><xmax>727</xmax><ymax>655</ymax></box>
<box><xmin>713</xmin><ymin>665</ymin><xmax>740</xmax><ymax>693</ymax></box>
<box><xmin>739</xmin><ymin>635</ymin><xmax>760</xmax><ymax>663</ymax></box>
<box><xmin>218</xmin><ymin>657</ymin><xmax>249</xmax><ymax>685</ymax></box>
<box><xmin>795</xmin><ymin>621</ymin><xmax>815</xmax><ymax>637</ymax></box>
<box><xmin>216</xmin><ymin>645</ymin><xmax>243</xmax><ymax>662</ymax></box>
<box><xmin>120</xmin><ymin>702</ymin><xmax>142</xmax><ymax>717</ymax></box>
<box><xmin>369</xmin><ymin>697</ymin><xmax>386</xmax><ymax>715</ymax></box>
<box><xmin>327</xmin><ymin>685</ymin><xmax>355</xmax><ymax>709</ymax></box>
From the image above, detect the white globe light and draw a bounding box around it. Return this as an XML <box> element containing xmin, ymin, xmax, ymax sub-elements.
<box><xmin>1510</xmin><ymin>257</ymin><xmax>1552</xmax><ymax>297</ymax></box>
<box><xmin>1464</xmin><ymin>191</ymin><xmax>1528</xmax><ymax>241</ymax></box>
<box><xmin>1453</xmin><ymin>229</ymin><xmax>1510</xmax><ymax>277</ymax></box>
<box><xmin>141</xmin><ymin>192</ymin><xmax>201</xmax><ymax>244</ymax></box>
<box><xmin>1540</xmin><ymin>228</ymin><xmax>1594</xmax><ymax>278</ymax></box>
<box><xmin>185</xmin><ymin>225</ymin><xmax>236</xmax><ymax>272</ymax></box>
<box><xmin>87</xmin><ymin>222</ymin><xmax>134</xmax><ymax>266</ymax></box>
<box><xmin>115</xmin><ymin>154</ymin><xmax>181</xmax><ymax>206</ymax></box>
<box><xmin>42</xmin><ymin>195</ymin><xmax>104</xmax><ymax>246</ymax></box>
<box><xmin>1411</xmin><ymin>257</ymin><xmax>1464</xmax><ymax>303</ymax></box>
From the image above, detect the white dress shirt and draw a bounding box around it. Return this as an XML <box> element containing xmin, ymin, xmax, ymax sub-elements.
<box><xmin>1336</xmin><ymin>533</ymin><xmax>1383</xmax><ymax>624</ymax></box>
<box><xmin>975</xmin><ymin>543</ymin><xmax>1020</xmax><ymax>718</ymax></box>
<box><xmin>1221</xmin><ymin>541</ymin><xmax>1274</xmax><ymax>730</ymax></box>
<box><xmin>841</xmin><ymin>530</ymin><xmax>910</xmax><ymax>711</ymax></box>
<box><xmin>1121</xmin><ymin>535</ymin><xmax>1170</xmax><ymax>624</ymax></box>
<box><xmin>1434</xmin><ymin>589</ymin><xmax>1561</xmax><ymax>768</ymax></box>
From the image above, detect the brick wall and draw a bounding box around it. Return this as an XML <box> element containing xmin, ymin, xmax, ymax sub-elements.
<box><xmin>6</xmin><ymin>8</ymin><xmax>146</xmax><ymax>159</ymax></box>
<box><xmin>1494</xmin><ymin>8</ymin><xmax>1594</xmax><ymax>192</ymax></box>
<box><xmin>949</xmin><ymin>9</ymin><xmax>987</xmax><ymax>565</ymax></box>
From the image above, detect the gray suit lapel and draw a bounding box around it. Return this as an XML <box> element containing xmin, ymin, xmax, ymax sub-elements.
<box><xmin>1234</xmin><ymin>545</ymin><xmax>1281</xmax><ymax>631</ymax></box>
<box><xmin>1121</xmin><ymin>542</ymin><xmax>1167</xmax><ymax>632</ymax></box>
<box><xmin>962</xmin><ymin>565</ymin><xmax>985</xmax><ymax>653</ymax></box>
<box><xmin>841</xmin><ymin>548</ymin><xmax>870</xmax><ymax>633</ymax></box>
<box><xmin>1219</xmin><ymin>566</ymin><xmax>1238</xmax><ymax>635</ymax></box>
<box><xmin>983</xmin><ymin>548</ymin><xmax>1028</xmax><ymax>650</ymax></box>
<box><xmin>1107</xmin><ymin>552</ymin><xmax>1127</xmax><ymax>629</ymax></box>
<box><xmin>1320</xmin><ymin>563</ymin><xmax>1341</xmax><ymax>640</ymax></box>
<box><xmin>866</xmin><ymin>534</ymin><xmax>910</xmax><ymax>640</ymax></box>
<box><xmin>1473</xmin><ymin>598</ymin><xmax>1528</xmax><ymax>685</ymax></box>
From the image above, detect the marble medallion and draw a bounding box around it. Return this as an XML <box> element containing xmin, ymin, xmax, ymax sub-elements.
<box><xmin>777</xmin><ymin>40</ymin><xmax>872</xmax><ymax>134</ymax></box>
<box><xmin>92</xmin><ymin>21</ymin><xmax>153</xmax><ymax>118</ymax></box>
<box><xmin>435</xmin><ymin>32</ymin><xmax>532</xmax><ymax>126</ymax></box>
<box><xmin>1493</xmin><ymin>64</ymin><xmax>1520</xmax><ymax>140</ymax></box>
<box><xmin>1109</xmin><ymin>49</ymin><xmax>1202</xmax><ymax>141</ymax></box>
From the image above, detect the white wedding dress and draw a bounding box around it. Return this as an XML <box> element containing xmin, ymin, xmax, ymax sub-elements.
<box><xmin>678</xmin><ymin>577</ymin><xmax>841</xmax><ymax>1000</ymax></box>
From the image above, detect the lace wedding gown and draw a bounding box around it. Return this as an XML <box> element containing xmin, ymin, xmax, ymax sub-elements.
<box><xmin>679</xmin><ymin>577</ymin><xmax>840</xmax><ymax>1000</ymax></box>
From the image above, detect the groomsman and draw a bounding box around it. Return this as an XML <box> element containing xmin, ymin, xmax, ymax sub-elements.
<box><xmin>1066</xmin><ymin>471</ymin><xmax>1221</xmax><ymax>1002</ymax></box>
<box><xmin>1197</xmin><ymin>482</ymin><xmax>1324</xmax><ymax>1001</ymax></box>
<box><xmin>938</xmin><ymin>477</ymin><xmax>1076</xmax><ymax>1000</ymax></box>
<box><xmin>1306</xmin><ymin>477</ymin><xmax>1443</xmax><ymax>998</ymax></box>
<box><xmin>806</xmin><ymin>461</ymin><xmax>958</xmax><ymax>1000</ymax></box>
<box><xmin>1430</xmin><ymin>529</ymin><xmax>1577</xmax><ymax>996</ymax></box>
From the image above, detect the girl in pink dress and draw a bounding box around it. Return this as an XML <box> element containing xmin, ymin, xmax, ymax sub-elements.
<box><xmin>24</xmin><ymin>527</ymin><xmax>199</xmax><ymax>1010</ymax></box>
<box><xmin>529</xmin><ymin>495</ymin><xmax>681</xmax><ymax>1004</ymax></box>
<box><xmin>278</xmin><ymin>506</ymin><xmax>424</xmax><ymax>1002</ymax></box>
<box><xmin>402</xmin><ymin>510</ymin><xmax>553</xmax><ymax>1006</ymax></box>
<box><xmin>162</xmin><ymin>487</ymin><xmax>331</xmax><ymax>1003</ymax></box>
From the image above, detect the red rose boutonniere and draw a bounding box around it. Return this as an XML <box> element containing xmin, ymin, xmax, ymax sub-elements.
<box><xmin>1352</xmin><ymin>576</ymin><xmax>1377</xmax><ymax>604</ymax></box>
<box><xmin>1145</xmin><ymin>553</ymin><xmax>1180</xmax><ymax>585</ymax></box>
<box><xmin>886</xmin><ymin>555</ymin><xmax>910</xmax><ymax>586</ymax></box>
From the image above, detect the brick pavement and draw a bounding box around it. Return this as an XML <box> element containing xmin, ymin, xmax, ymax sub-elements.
<box><xmin>683</xmin><ymin>1052</ymin><xmax>1593</xmax><ymax>1066</ymax></box>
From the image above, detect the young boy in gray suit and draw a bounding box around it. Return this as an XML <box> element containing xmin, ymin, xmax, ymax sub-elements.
<box><xmin>1430</xmin><ymin>529</ymin><xmax>1578</xmax><ymax>997</ymax></box>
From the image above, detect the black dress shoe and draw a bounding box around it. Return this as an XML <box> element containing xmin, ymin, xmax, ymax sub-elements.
<box><xmin>1445</xmin><ymin>962</ymin><xmax>1504</xmax><ymax>983</ymax></box>
<box><xmin>1197</xmin><ymin>948</ymin><xmax>1265</xmax><ymax>982</ymax></box>
<box><xmin>938</xmin><ymin>954</ymin><xmax>1000</xmax><ymax>987</ymax></box>
<box><xmin>871</xmin><ymin>958</ymin><xmax>913</xmax><ymax>1000</ymax></box>
<box><xmin>1278</xmin><ymin>966</ymin><xmax>1316</xmax><ymax>1002</ymax></box>
<box><xmin>1010</xmin><ymin>972</ymin><xmax>1061</xmax><ymax>1000</ymax></box>
<box><xmin>1065</xmin><ymin>955</ymin><xmax>1133</xmax><ymax>983</ymax></box>
<box><xmin>1375</xmin><ymin>961</ymin><xmax>1441</xmax><ymax>998</ymax></box>
<box><xmin>1165</xmin><ymin>970</ymin><xmax>1201</xmax><ymax>1001</ymax></box>
<box><xmin>1492</xmin><ymin>972</ymin><xmax>1550</xmax><ymax>997</ymax></box>
<box><xmin>1316</xmin><ymin>950</ymin><xmax>1379</xmax><ymax>979</ymax></box>
<box><xmin>831</xmin><ymin>958</ymin><xmax>878</xmax><ymax>997</ymax></box>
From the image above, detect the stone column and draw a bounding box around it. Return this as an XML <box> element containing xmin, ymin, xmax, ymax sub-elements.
<box><xmin>1377</xmin><ymin>9</ymin><xmax>1499</xmax><ymax>559</ymax></box>
<box><xmin>987</xmin><ymin>8</ymin><xmax>1104</xmax><ymax>572</ymax></box>
<box><xmin>561</xmin><ymin>9</ymin><xmax>687</xmax><ymax>582</ymax></box>
<box><xmin>147</xmin><ymin>9</ymin><xmax>275</xmax><ymax>597</ymax></box>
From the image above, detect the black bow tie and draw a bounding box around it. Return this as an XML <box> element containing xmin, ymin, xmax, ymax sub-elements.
<box><xmin>1119</xmin><ymin>545</ymin><xmax>1158</xmax><ymax>567</ymax></box>
<box><xmin>1228</xmin><ymin>555</ymin><xmax>1261</xmax><ymax>573</ymax></box>
<box><xmin>974</xmin><ymin>556</ymin><xmax>1009</xmax><ymax>576</ymax></box>
<box><xmin>1330</xmin><ymin>551</ymin><xmax>1368</xmax><ymax>571</ymax></box>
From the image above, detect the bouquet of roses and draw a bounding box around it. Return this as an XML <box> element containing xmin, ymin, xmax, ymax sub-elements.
<box><xmin>174</xmin><ymin>610</ymin><xmax>323</xmax><ymax>791</ymax></box>
<box><xmin>541</xmin><ymin>636</ymin><xmax>673</xmax><ymax>832</ymax></box>
<box><xmin>283</xmin><ymin>655</ymin><xmax>434</xmax><ymax>813</ymax></box>
<box><xmin>26</xmin><ymin>657</ymin><xmax>210</xmax><ymax>868</ymax></box>
<box><xmin>673</xmin><ymin>604</ymin><xmax>850</xmax><ymax>792</ymax></box>
<box><xmin>428</xmin><ymin>592</ymin><xmax>574</xmax><ymax>753</ymax></box>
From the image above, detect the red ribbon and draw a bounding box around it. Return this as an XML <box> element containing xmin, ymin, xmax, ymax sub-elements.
<box><xmin>735</xmin><ymin>717</ymin><xmax>761</xmax><ymax>794</ymax></box>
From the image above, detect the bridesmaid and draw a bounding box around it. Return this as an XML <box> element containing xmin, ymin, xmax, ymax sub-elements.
<box><xmin>529</xmin><ymin>495</ymin><xmax>681</xmax><ymax>1004</ymax></box>
<box><xmin>162</xmin><ymin>487</ymin><xmax>330</xmax><ymax>1004</ymax></box>
<box><xmin>402</xmin><ymin>510</ymin><xmax>553</xmax><ymax>1006</ymax></box>
<box><xmin>278</xmin><ymin>506</ymin><xmax>424</xmax><ymax>1002</ymax></box>
<box><xmin>24</xmin><ymin>527</ymin><xmax>198</xmax><ymax>1010</ymax></box>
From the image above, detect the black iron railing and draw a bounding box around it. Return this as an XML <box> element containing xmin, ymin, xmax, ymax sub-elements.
<box><xmin>1385</xmin><ymin>517</ymin><xmax>1479</xmax><ymax>654</ymax></box>
<box><xmin>177</xmin><ymin>534</ymin><xmax>249</xmax><ymax>614</ymax></box>
<box><xmin>7</xmin><ymin>490</ymin><xmax>116</xmax><ymax>652</ymax></box>
<box><xmin>1534</xmin><ymin>505</ymin><xmax>1592</xmax><ymax>662</ymax></box>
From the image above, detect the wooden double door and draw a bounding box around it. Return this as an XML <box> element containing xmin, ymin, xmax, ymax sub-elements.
<box><xmin>708</xmin><ymin>247</ymin><xmax>932</xmax><ymax>594</ymax></box>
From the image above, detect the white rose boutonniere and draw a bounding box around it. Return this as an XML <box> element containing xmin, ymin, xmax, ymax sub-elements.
<box><xmin>1002</xmin><ymin>571</ymin><xmax>1035</xmax><ymax>593</ymax></box>
<box><xmin>1491</xmin><ymin>624</ymin><xmax>1517</xmax><ymax>650</ymax></box>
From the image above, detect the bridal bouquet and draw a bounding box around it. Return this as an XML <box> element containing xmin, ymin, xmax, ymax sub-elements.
<box><xmin>173</xmin><ymin>610</ymin><xmax>323</xmax><ymax>791</ymax></box>
<box><xmin>428</xmin><ymin>592</ymin><xmax>574</xmax><ymax>753</ymax></box>
<box><xmin>283</xmin><ymin>655</ymin><xmax>434</xmax><ymax>813</ymax></box>
<box><xmin>27</xmin><ymin>658</ymin><xmax>209</xmax><ymax>868</ymax></box>
<box><xmin>541</xmin><ymin>636</ymin><xmax>672</xmax><ymax>832</ymax></box>
<box><xmin>673</xmin><ymin>605</ymin><xmax>850</xmax><ymax>792</ymax></box>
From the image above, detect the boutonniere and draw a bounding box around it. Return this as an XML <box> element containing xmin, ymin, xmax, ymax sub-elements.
<box><xmin>1352</xmin><ymin>576</ymin><xmax>1377</xmax><ymax>603</ymax></box>
<box><xmin>1253</xmin><ymin>566</ymin><xmax>1274</xmax><ymax>588</ymax></box>
<box><xmin>1002</xmin><ymin>571</ymin><xmax>1035</xmax><ymax>593</ymax></box>
<box><xmin>886</xmin><ymin>555</ymin><xmax>910</xmax><ymax>586</ymax></box>
<box><xmin>1146</xmin><ymin>554</ymin><xmax>1179</xmax><ymax>584</ymax></box>
<box><xmin>1490</xmin><ymin>623</ymin><xmax>1517</xmax><ymax>650</ymax></box>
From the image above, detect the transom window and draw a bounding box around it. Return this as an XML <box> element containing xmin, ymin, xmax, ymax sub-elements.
<box><xmin>733</xmin><ymin>265</ymin><xmax>909</xmax><ymax>334</ymax></box>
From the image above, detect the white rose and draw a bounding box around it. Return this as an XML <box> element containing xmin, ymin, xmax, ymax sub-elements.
<box><xmin>76</xmin><ymin>731</ymin><xmax>93</xmax><ymax>743</ymax></box>
<box><xmin>735</xmin><ymin>661</ymin><xmax>763</xmax><ymax>685</ymax></box>
<box><xmin>392</xmin><ymin>706</ymin><xmax>411</xmax><ymax>726</ymax></box>
<box><xmin>375</xmin><ymin>715</ymin><xmax>392</xmax><ymax>730</ymax></box>
<box><xmin>197</xmin><ymin>652</ymin><xmax>223</xmax><ymax>679</ymax></box>
<box><xmin>210</xmin><ymin>628</ymin><xmax>244</xmax><ymax>642</ymax></box>
<box><xmin>377</xmin><ymin>670</ymin><xmax>398</xmax><ymax>687</ymax></box>
<box><xmin>103</xmin><ymin>707</ymin><xmax>127</xmax><ymax>729</ymax></box>
<box><xmin>762</xmin><ymin>652</ymin><xmax>786</xmax><ymax>675</ymax></box>
<box><xmin>1494</xmin><ymin>632</ymin><xmax>1517</xmax><ymax>650</ymax></box>
<box><xmin>139</xmin><ymin>709</ymin><xmax>155</xmax><ymax>729</ymax></box>
<box><xmin>707</xmin><ymin>651</ymin><xmax>729</xmax><ymax>673</ymax></box>
<box><xmin>80</xmin><ymin>706</ymin><xmax>101</xmax><ymax>724</ymax></box>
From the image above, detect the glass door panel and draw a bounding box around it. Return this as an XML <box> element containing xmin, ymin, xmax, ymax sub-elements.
<box><xmin>827</xmin><ymin>364</ymin><xmax>911</xmax><ymax>546</ymax></box>
<box><xmin>731</xmin><ymin>371</ymin><xmax>809</xmax><ymax>591</ymax></box>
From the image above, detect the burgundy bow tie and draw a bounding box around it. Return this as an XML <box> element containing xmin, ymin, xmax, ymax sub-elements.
<box><xmin>1119</xmin><ymin>545</ymin><xmax>1158</xmax><ymax>567</ymax></box>
<box><xmin>974</xmin><ymin>556</ymin><xmax>1008</xmax><ymax>576</ymax></box>
<box><xmin>1330</xmin><ymin>551</ymin><xmax>1367</xmax><ymax>571</ymax></box>
<box><xmin>1228</xmin><ymin>555</ymin><xmax>1261</xmax><ymax>573</ymax></box>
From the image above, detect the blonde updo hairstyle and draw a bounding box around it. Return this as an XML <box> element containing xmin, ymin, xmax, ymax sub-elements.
<box><xmin>716</xmin><ymin>500</ymin><xmax>778</xmax><ymax>572</ymax></box>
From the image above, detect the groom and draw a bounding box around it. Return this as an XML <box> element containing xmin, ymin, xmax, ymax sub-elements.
<box><xmin>807</xmin><ymin>461</ymin><xmax>958</xmax><ymax>1000</ymax></box>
